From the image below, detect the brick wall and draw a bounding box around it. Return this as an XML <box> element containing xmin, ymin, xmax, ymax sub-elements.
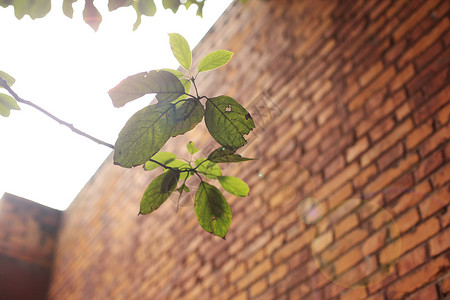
<box><xmin>49</xmin><ymin>0</ymin><xmax>450</xmax><ymax>299</ymax></box>
<box><xmin>0</xmin><ymin>193</ymin><xmax>62</xmax><ymax>300</ymax></box>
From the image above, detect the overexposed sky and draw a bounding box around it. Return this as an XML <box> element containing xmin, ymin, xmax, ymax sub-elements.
<box><xmin>0</xmin><ymin>0</ymin><xmax>232</xmax><ymax>210</ymax></box>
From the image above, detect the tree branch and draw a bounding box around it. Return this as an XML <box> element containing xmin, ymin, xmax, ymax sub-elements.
<box><xmin>0</xmin><ymin>77</ymin><xmax>115</xmax><ymax>149</ymax></box>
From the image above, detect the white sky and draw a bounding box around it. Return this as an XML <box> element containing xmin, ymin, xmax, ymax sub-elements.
<box><xmin>0</xmin><ymin>0</ymin><xmax>232</xmax><ymax>210</ymax></box>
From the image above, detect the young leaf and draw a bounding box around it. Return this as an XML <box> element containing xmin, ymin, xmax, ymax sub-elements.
<box><xmin>109</xmin><ymin>70</ymin><xmax>185</xmax><ymax>108</ymax></box>
<box><xmin>160</xmin><ymin>68</ymin><xmax>184</xmax><ymax>79</ymax></box>
<box><xmin>108</xmin><ymin>0</ymin><xmax>132</xmax><ymax>11</ymax></box>
<box><xmin>144</xmin><ymin>151</ymin><xmax>176</xmax><ymax>171</ymax></box>
<box><xmin>0</xmin><ymin>71</ymin><xmax>15</xmax><ymax>88</ymax></box>
<box><xmin>136</xmin><ymin>0</ymin><xmax>156</xmax><ymax>16</ymax></box>
<box><xmin>218</xmin><ymin>176</ymin><xmax>249</xmax><ymax>197</ymax></box>
<box><xmin>140</xmin><ymin>170</ymin><xmax>179</xmax><ymax>214</ymax></box>
<box><xmin>195</xmin><ymin>158</ymin><xmax>222</xmax><ymax>179</ymax></box>
<box><xmin>171</xmin><ymin>98</ymin><xmax>204</xmax><ymax>137</ymax></box>
<box><xmin>169</xmin><ymin>33</ymin><xmax>192</xmax><ymax>70</ymax></box>
<box><xmin>194</xmin><ymin>182</ymin><xmax>232</xmax><ymax>238</ymax></box>
<box><xmin>205</xmin><ymin>96</ymin><xmax>255</xmax><ymax>150</ymax></box>
<box><xmin>187</xmin><ymin>141</ymin><xmax>200</xmax><ymax>154</ymax></box>
<box><xmin>164</xmin><ymin>159</ymin><xmax>192</xmax><ymax>180</ymax></box>
<box><xmin>198</xmin><ymin>50</ymin><xmax>233</xmax><ymax>73</ymax></box>
<box><xmin>114</xmin><ymin>103</ymin><xmax>175</xmax><ymax>168</ymax></box>
<box><xmin>162</xmin><ymin>0</ymin><xmax>180</xmax><ymax>13</ymax></box>
<box><xmin>208</xmin><ymin>147</ymin><xmax>255</xmax><ymax>163</ymax></box>
<box><xmin>0</xmin><ymin>93</ymin><xmax>20</xmax><ymax>117</ymax></box>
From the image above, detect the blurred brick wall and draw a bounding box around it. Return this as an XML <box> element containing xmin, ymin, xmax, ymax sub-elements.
<box><xmin>49</xmin><ymin>0</ymin><xmax>450</xmax><ymax>299</ymax></box>
<box><xmin>0</xmin><ymin>193</ymin><xmax>61</xmax><ymax>300</ymax></box>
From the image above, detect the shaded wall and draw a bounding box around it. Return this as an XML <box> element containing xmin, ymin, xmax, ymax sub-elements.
<box><xmin>0</xmin><ymin>193</ymin><xmax>62</xmax><ymax>300</ymax></box>
<box><xmin>49</xmin><ymin>0</ymin><xmax>450</xmax><ymax>299</ymax></box>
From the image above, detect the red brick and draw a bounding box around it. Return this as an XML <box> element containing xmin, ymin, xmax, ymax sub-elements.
<box><xmin>359</xmin><ymin>61</ymin><xmax>384</xmax><ymax>87</ymax></box>
<box><xmin>423</xmin><ymin>67</ymin><xmax>450</xmax><ymax>97</ymax></box>
<box><xmin>361</xmin><ymin>228</ymin><xmax>386</xmax><ymax>256</ymax></box>
<box><xmin>397</xmin><ymin>208</ymin><xmax>420</xmax><ymax>234</ymax></box>
<box><xmin>414</xmin><ymin>85</ymin><xmax>450</xmax><ymax>124</ymax></box>
<box><xmin>429</xmin><ymin>226</ymin><xmax>450</xmax><ymax>257</ymax></box>
<box><xmin>420</xmin><ymin>123</ymin><xmax>450</xmax><ymax>157</ymax></box>
<box><xmin>397</xmin><ymin>245</ymin><xmax>427</xmax><ymax>276</ymax></box>
<box><xmin>353</xmin><ymin>164</ymin><xmax>377</xmax><ymax>189</ymax></box>
<box><xmin>415</xmin><ymin>40</ymin><xmax>444</xmax><ymax>70</ymax></box>
<box><xmin>406</xmin><ymin>119</ymin><xmax>433</xmax><ymax>150</ymax></box>
<box><xmin>433</xmin><ymin>162</ymin><xmax>450</xmax><ymax>188</ymax></box>
<box><xmin>406</xmin><ymin>284</ymin><xmax>439</xmax><ymax>300</ymax></box>
<box><xmin>324</xmin><ymin>155</ymin><xmax>345</xmax><ymax>179</ymax></box>
<box><xmin>387</xmin><ymin>253</ymin><xmax>449</xmax><ymax>299</ymax></box>
<box><xmin>395</xmin><ymin>102</ymin><xmax>411</xmax><ymax>121</ymax></box>
<box><xmin>361</xmin><ymin>118</ymin><xmax>414</xmax><ymax>167</ymax></box>
<box><xmin>438</xmin><ymin>103</ymin><xmax>450</xmax><ymax>125</ymax></box>
<box><xmin>386</xmin><ymin>0</ymin><xmax>409</xmax><ymax>19</ymax></box>
<box><xmin>334</xmin><ymin>213</ymin><xmax>358</xmax><ymax>238</ymax></box>
<box><xmin>392</xmin><ymin>0</ymin><xmax>441</xmax><ymax>41</ymax></box>
<box><xmin>377</xmin><ymin>142</ymin><xmax>404</xmax><ymax>171</ymax></box>
<box><xmin>341</xmin><ymin>286</ymin><xmax>367</xmax><ymax>300</ymax></box>
<box><xmin>390</xmin><ymin>63</ymin><xmax>415</xmax><ymax>92</ymax></box>
<box><xmin>236</xmin><ymin>259</ymin><xmax>272</xmax><ymax>290</ymax></box>
<box><xmin>315</xmin><ymin>163</ymin><xmax>360</xmax><ymax>200</ymax></box>
<box><xmin>346</xmin><ymin>136</ymin><xmax>369</xmax><ymax>163</ymax></box>
<box><xmin>384</xmin><ymin>39</ymin><xmax>407</xmax><ymax>64</ymax></box>
<box><xmin>420</xmin><ymin>187</ymin><xmax>450</xmax><ymax>219</ymax></box>
<box><xmin>407</xmin><ymin>48</ymin><xmax>450</xmax><ymax>95</ymax></box>
<box><xmin>371</xmin><ymin>117</ymin><xmax>395</xmax><ymax>143</ymax></box>
<box><xmin>401</xmin><ymin>217</ymin><xmax>441</xmax><ymax>255</ymax></box>
<box><xmin>398</xmin><ymin>17</ymin><xmax>450</xmax><ymax>67</ymax></box>
<box><xmin>416</xmin><ymin>150</ymin><xmax>444</xmax><ymax>181</ymax></box>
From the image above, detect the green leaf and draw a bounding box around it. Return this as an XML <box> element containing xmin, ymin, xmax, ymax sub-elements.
<box><xmin>0</xmin><ymin>93</ymin><xmax>20</xmax><ymax>117</ymax></box>
<box><xmin>140</xmin><ymin>170</ymin><xmax>179</xmax><ymax>214</ymax></box>
<box><xmin>195</xmin><ymin>158</ymin><xmax>222</xmax><ymax>179</ymax></box>
<box><xmin>171</xmin><ymin>98</ymin><xmax>204</xmax><ymax>137</ymax></box>
<box><xmin>198</xmin><ymin>50</ymin><xmax>233</xmax><ymax>73</ymax></box>
<box><xmin>205</xmin><ymin>96</ymin><xmax>255</xmax><ymax>150</ymax></box>
<box><xmin>217</xmin><ymin>176</ymin><xmax>249</xmax><ymax>197</ymax></box>
<box><xmin>108</xmin><ymin>0</ymin><xmax>132</xmax><ymax>11</ymax></box>
<box><xmin>169</xmin><ymin>33</ymin><xmax>192</xmax><ymax>70</ymax></box>
<box><xmin>29</xmin><ymin>0</ymin><xmax>51</xmax><ymax>19</ymax></box>
<box><xmin>195</xmin><ymin>182</ymin><xmax>231</xmax><ymax>238</ymax></box>
<box><xmin>114</xmin><ymin>103</ymin><xmax>175</xmax><ymax>168</ymax></box>
<box><xmin>144</xmin><ymin>151</ymin><xmax>176</xmax><ymax>171</ymax></box>
<box><xmin>187</xmin><ymin>141</ymin><xmax>200</xmax><ymax>155</ymax></box>
<box><xmin>0</xmin><ymin>71</ymin><xmax>15</xmax><ymax>88</ymax></box>
<box><xmin>109</xmin><ymin>70</ymin><xmax>185</xmax><ymax>107</ymax></box>
<box><xmin>207</xmin><ymin>147</ymin><xmax>255</xmax><ymax>163</ymax></box>
<box><xmin>162</xmin><ymin>0</ymin><xmax>180</xmax><ymax>13</ymax></box>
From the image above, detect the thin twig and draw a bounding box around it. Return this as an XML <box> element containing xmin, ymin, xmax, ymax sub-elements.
<box><xmin>0</xmin><ymin>77</ymin><xmax>115</xmax><ymax>149</ymax></box>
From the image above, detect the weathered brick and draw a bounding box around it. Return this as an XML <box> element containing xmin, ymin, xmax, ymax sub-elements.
<box><xmin>236</xmin><ymin>259</ymin><xmax>272</xmax><ymax>290</ymax></box>
<box><xmin>315</xmin><ymin>163</ymin><xmax>360</xmax><ymax>200</ymax></box>
<box><xmin>387</xmin><ymin>253</ymin><xmax>449</xmax><ymax>299</ymax></box>
<box><xmin>415</xmin><ymin>150</ymin><xmax>444</xmax><ymax>181</ymax></box>
<box><xmin>397</xmin><ymin>245</ymin><xmax>427</xmax><ymax>276</ymax></box>
<box><xmin>390</xmin><ymin>63</ymin><xmax>415</xmax><ymax>92</ymax></box>
<box><xmin>438</xmin><ymin>102</ymin><xmax>450</xmax><ymax>125</ymax></box>
<box><xmin>433</xmin><ymin>162</ymin><xmax>450</xmax><ymax>188</ymax></box>
<box><xmin>359</xmin><ymin>61</ymin><xmax>384</xmax><ymax>87</ymax></box>
<box><xmin>429</xmin><ymin>226</ymin><xmax>450</xmax><ymax>257</ymax></box>
<box><xmin>423</xmin><ymin>67</ymin><xmax>449</xmax><ymax>97</ymax></box>
<box><xmin>406</xmin><ymin>284</ymin><xmax>438</xmax><ymax>300</ymax></box>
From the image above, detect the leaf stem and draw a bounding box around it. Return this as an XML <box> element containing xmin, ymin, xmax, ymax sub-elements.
<box><xmin>0</xmin><ymin>77</ymin><xmax>115</xmax><ymax>150</ymax></box>
<box><xmin>191</xmin><ymin>77</ymin><xmax>200</xmax><ymax>98</ymax></box>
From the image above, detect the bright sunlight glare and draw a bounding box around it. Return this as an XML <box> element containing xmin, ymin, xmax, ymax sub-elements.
<box><xmin>0</xmin><ymin>0</ymin><xmax>233</xmax><ymax>210</ymax></box>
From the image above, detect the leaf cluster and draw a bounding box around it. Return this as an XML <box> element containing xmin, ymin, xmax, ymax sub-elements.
<box><xmin>1</xmin><ymin>0</ymin><xmax>207</xmax><ymax>31</ymax></box>
<box><xmin>109</xmin><ymin>33</ymin><xmax>255</xmax><ymax>238</ymax></box>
